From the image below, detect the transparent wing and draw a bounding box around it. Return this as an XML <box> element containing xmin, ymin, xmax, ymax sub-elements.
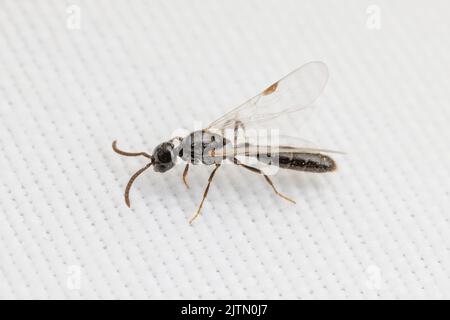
<box><xmin>206</xmin><ymin>61</ymin><xmax>329</xmax><ymax>132</ymax></box>
<box><xmin>244</xmin><ymin>134</ymin><xmax>344</xmax><ymax>154</ymax></box>
<box><xmin>211</xmin><ymin>134</ymin><xmax>344</xmax><ymax>158</ymax></box>
<box><xmin>235</xmin><ymin>144</ymin><xmax>345</xmax><ymax>156</ymax></box>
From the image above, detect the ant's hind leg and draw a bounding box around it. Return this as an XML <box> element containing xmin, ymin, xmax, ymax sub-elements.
<box><xmin>189</xmin><ymin>164</ymin><xmax>221</xmax><ymax>224</ymax></box>
<box><xmin>182</xmin><ymin>163</ymin><xmax>190</xmax><ymax>189</ymax></box>
<box><xmin>263</xmin><ymin>175</ymin><xmax>296</xmax><ymax>204</ymax></box>
<box><xmin>233</xmin><ymin>158</ymin><xmax>296</xmax><ymax>204</ymax></box>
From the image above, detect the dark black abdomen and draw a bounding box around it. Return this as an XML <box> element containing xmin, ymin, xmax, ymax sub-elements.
<box><xmin>258</xmin><ymin>152</ymin><xmax>336</xmax><ymax>172</ymax></box>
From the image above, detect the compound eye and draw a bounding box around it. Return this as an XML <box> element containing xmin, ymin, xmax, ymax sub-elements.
<box><xmin>157</xmin><ymin>149</ymin><xmax>172</xmax><ymax>163</ymax></box>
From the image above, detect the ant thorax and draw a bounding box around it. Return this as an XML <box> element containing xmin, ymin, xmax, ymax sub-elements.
<box><xmin>178</xmin><ymin>130</ymin><xmax>230</xmax><ymax>166</ymax></box>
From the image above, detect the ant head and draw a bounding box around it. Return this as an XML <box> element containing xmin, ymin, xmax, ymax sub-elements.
<box><xmin>152</xmin><ymin>141</ymin><xmax>177</xmax><ymax>173</ymax></box>
<box><xmin>112</xmin><ymin>139</ymin><xmax>180</xmax><ymax>208</ymax></box>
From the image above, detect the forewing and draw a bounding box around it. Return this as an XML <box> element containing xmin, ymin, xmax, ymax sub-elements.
<box><xmin>206</xmin><ymin>61</ymin><xmax>329</xmax><ymax>132</ymax></box>
<box><xmin>211</xmin><ymin>137</ymin><xmax>344</xmax><ymax>158</ymax></box>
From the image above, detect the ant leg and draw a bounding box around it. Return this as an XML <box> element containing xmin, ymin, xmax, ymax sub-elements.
<box><xmin>189</xmin><ymin>164</ymin><xmax>221</xmax><ymax>224</ymax></box>
<box><xmin>262</xmin><ymin>175</ymin><xmax>296</xmax><ymax>204</ymax></box>
<box><xmin>182</xmin><ymin>163</ymin><xmax>190</xmax><ymax>189</ymax></box>
<box><xmin>112</xmin><ymin>141</ymin><xmax>152</xmax><ymax>159</ymax></box>
<box><xmin>233</xmin><ymin>158</ymin><xmax>295</xmax><ymax>204</ymax></box>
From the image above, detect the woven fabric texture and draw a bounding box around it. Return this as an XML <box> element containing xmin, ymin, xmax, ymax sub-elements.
<box><xmin>0</xmin><ymin>0</ymin><xmax>449</xmax><ymax>299</ymax></box>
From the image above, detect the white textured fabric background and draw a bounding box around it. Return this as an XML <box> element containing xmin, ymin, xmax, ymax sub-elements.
<box><xmin>1</xmin><ymin>0</ymin><xmax>449</xmax><ymax>299</ymax></box>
